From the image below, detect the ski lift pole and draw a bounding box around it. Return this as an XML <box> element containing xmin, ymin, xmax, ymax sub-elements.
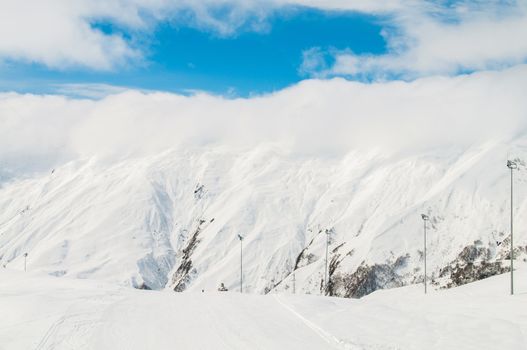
<box><xmin>507</xmin><ymin>160</ymin><xmax>517</xmax><ymax>295</ymax></box>
<box><xmin>238</xmin><ymin>234</ymin><xmax>243</xmax><ymax>293</ymax></box>
<box><xmin>325</xmin><ymin>229</ymin><xmax>330</xmax><ymax>295</ymax></box>
<box><xmin>421</xmin><ymin>214</ymin><xmax>429</xmax><ymax>294</ymax></box>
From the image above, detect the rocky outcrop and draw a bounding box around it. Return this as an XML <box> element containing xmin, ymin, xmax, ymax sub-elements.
<box><xmin>329</xmin><ymin>254</ymin><xmax>409</xmax><ymax>298</ymax></box>
<box><xmin>439</xmin><ymin>242</ymin><xmax>509</xmax><ymax>288</ymax></box>
<box><xmin>171</xmin><ymin>219</ymin><xmax>205</xmax><ymax>292</ymax></box>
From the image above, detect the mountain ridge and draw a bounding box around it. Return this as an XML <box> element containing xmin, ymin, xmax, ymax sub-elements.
<box><xmin>1</xmin><ymin>139</ymin><xmax>526</xmax><ymax>297</ymax></box>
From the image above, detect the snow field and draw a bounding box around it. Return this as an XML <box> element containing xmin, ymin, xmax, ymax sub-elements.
<box><xmin>1</xmin><ymin>266</ymin><xmax>526</xmax><ymax>350</ymax></box>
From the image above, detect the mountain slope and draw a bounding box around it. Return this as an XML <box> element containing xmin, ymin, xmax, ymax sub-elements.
<box><xmin>1</xmin><ymin>139</ymin><xmax>526</xmax><ymax>296</ymax></box>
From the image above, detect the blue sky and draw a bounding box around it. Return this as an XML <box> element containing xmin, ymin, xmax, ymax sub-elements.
<box><xmin>1</xmin><ymin>0</ymin><xmax>527</xmax><ymax>173</ymax></box>
<box><xmin>1</xmin><ymin>1</ymin><xmax>526</xmax><ymax>98</ymax></box>
<box><xmin>0</xmin><ymin>7</ymin><xmax>387</xmax><ymax>97</ymax></box>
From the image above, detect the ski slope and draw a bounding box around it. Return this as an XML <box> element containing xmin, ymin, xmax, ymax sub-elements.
<box><xmin>1</xmin><ymin>267</ymin><xmax>526</xmax><ymax>350</ymax></box>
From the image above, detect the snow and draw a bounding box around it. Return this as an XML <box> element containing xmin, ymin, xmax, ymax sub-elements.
<box><xmin>1</xmin><ymin>140</ymin><xmax>527</xmax><ymax>295</ymax></box>
<box><xmin>0</xmin><ymin>266</ymin><xmax>526</xmax><ymax>350</ymax></box>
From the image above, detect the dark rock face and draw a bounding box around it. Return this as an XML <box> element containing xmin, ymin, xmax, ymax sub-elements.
<box><xmin>193</xmin><ymin>184</ymin><xmax>205</xmax><ymax>200</ymax></box>
<box><xmin>172</xmin><ymin>259</ymin><xmax>194</xmax><ymax>292</ymax></box>
<box><xmin>326</xmin><ymin>238</ymin><xmax>515</xmax><ymax>298</ymax></box>
<box><xmin>171</xmin><ymin>220</ymin><xmax>204</xmax><ymax>292</ymax></box>
<box><xmin>330</xmin><ymin>255</ymin><xmax>409</xmax><ymax>298</ymax></box>
<box><xmin>439</xmin><ymin>242</ymin><xmax>509</xmax><ymax>288</ymax></box>
<box><xmin>294</xmin><ymin>236</ymin><xmax>317</xmax><ymax>270</ymax></box>
<box><xmin>295</xmin><ymin>250</ymin><xmax>317</xmax><ymax>270</ymax></box>
<box><xmin>442</xmin><ymin>261</ymin><xmax>507</xmax><ymax>288</ymax></box>
<box><xmin>458</xmin><ymin>245</ymin><xmax>492</xmax><ymax>263</ymax></box>
<box><xmin>342</xmin><ymin>263</ymin><xmax>402</xmax><ymax>298</ymax></box>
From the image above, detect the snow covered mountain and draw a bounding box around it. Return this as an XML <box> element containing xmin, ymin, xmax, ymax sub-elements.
<box><xmin>1</xmin><ymin>137</ymin><xmax>527</xmax><ymax>297</ymax></box>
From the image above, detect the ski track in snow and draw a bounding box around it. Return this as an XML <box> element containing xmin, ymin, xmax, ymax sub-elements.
<box><xmin>273</xmin><ymin>294</ymin><xmax>355</xmax><ymax>350</ymax></box>
<box><xmin>33</xmin><ymin>293</ymin><xmax>120</xmax><ymax>350</ymax></box>
<box><xmin>34</xmin><ymin>312</ymin><xmax>97</xmax><ymax>350</ymax></box>
<box><xmin>1</xmin><ymin>268</ymin><xmax>526</xmax><ymax>350</ymax></box>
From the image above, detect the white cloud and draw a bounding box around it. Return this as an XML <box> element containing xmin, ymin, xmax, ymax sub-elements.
<box><xmin>0</xmin><ymin>0</ymin><xmax>290</xmax><ymax>70</ymax></box>
<box><xmin>302</xmin><ymin>1</ymin><xmax>527</xmax><ymax>78</ymax></box>
<box><xmin>0</xmin><ymin>93</ymin><xmax>90</xmax><ymax>175</ymax></box>
<box><xmin>52</xmin><ymin>83</ymin><xmax>136</xmax><ymax>99</ymax></box>
<box><xmin>0</xmin><ymin>0</ymin><xmax>141</xmax><ymax>70</ymax></box>
<box><xmin>2</xmin><ymin>0</ymin><xmax>524</xmax><ymax>77</ymax></box>
<box><xmin>0</xmin><ymin>0</ymin><xmax>237</xmax><ymax>70</ymax></box>
<box><xmin>298</xmin><ymin>47</ymin><xmax>331</xmax><ymax>77</ymax></box>
<box><xmin>1</xmin><ymin>64</ymin><xmax>527</xmax><ymax>176</ymax></box>
<box><xmin>281</xmin><ymin>0</ymin><xmax>407</xmax><ymax>12</ymax></box>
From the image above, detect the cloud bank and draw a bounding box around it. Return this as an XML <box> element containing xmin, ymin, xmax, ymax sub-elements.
<box><xmin>1</xmin><ymin>64</ymin><xmax>527</xmax><ymax>176</ymax></box>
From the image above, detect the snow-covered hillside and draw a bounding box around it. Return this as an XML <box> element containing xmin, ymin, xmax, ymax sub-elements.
<box><xmin>1</xmin><ymin>267</ymin><xmax>526</xmax><ymax>350</ymax></box>
<box><xmin>1</xmin><ymin>138</ymin><xmax>527</xmax><ymax>297</ymax></box>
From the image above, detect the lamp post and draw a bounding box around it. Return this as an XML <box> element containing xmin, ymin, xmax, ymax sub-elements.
<box><xmin>23</xmin><ymin>252</ymin><xmax>28</xmax><ymax>272</ymax></box>
<box><xmin>292</xmin><ymin>271</ymin><xmax>296</xmax><ymax>294</ymax></box>
<box><xmin>507</xmin><ymin>160</ymin><xmax>517</xmax><ymax>295</ymax></box>
<box><xmin>421</xmin><ymin>214</ymin><xmax>429</xmax><ymax>294</ymax></box>
<box><xmin>237</xmin><ymin>234</ymin><xmax>243</xmax><ymax>293</ymax></box>
<box><xmin>324</xmin><ymin>229</ymin><xmax>330</xmax><ymax>296</ymax></box>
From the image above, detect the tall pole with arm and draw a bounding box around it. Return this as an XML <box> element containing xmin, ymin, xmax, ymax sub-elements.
<box><xmin>421</xmin><ymin>214</ymin><xmax>429</xmax><ymax>294</ymax></box>
<box><xmin>324</xmin><ymin>229</ymin><xmax>330</xmax><ymax>296</ymax></box>
<box><xmin>237</xmin><ymin>234</ymin><xmax>243</xmax><ymax>293</ymax></box>
<box><xmin>507</xmin><ymin>160</ymin><xmax>517</xmax><ymax>295</ymax></box>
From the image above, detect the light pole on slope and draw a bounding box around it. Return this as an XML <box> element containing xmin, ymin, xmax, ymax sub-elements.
<box><xmin>292</xmin><ymin>271</ymin><xmax>296</xmax><ymax>294</ymax></box>
<box><xmin>421</xmin><ymin>214</ymin><xmax>429</xmax><ymax>294</ymax></box>
<box><xmin>237</xmin><ymin>234</ymin><xmax>243</xmax><ymax>293</ymax></box>
<box><xmin>324</xmin><ymin>229</ymin><xmax>330</xmax><ymax>296</ymax></box>
<box><xmin>507</xmin><ymin>160</ymin><xmax>518</xmax><ymax>295</ymax></box>
<box><xmin>23</xmin><ymin>252</ymin><xmax>28</xmax><ymax>273</ymax></box>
